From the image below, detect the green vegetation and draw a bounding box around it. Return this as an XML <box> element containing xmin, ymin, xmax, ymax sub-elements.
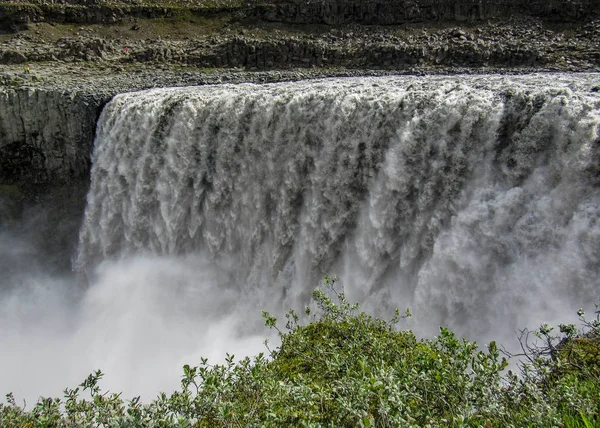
<box><xmin>0</xmin><ymin>184</ymin><xmax>24</xmax><ymax>198</ymax></box>
<box><xmin>1</xmin><ymin>276</ymin><xmax>599</xmax><ymax>427</ymax></box>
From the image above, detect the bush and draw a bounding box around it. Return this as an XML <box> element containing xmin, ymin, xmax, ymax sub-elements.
<box><xmin>1</xmin><ymin>276</ymin><xmax>599</xmax><ymax>427</ymax></box>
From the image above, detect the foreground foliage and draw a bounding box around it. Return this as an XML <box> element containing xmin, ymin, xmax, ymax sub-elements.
<box><xmin>2</xmin><ymin>276</ymin><xmax>599</xmax><ymax>427</ymax></box>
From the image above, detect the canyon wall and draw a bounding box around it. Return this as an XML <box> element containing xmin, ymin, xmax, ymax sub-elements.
<box><xmin>0</xmin><ymin>88</ymin><xmax>107</xmax><ymax>184</ymax></box>
<box><xmin>0</xmin><ymin>88</ymin><xmax>107</xmax><ymax>272</ymax></box>
<box><xmin>1</xmin><ymin>0</ymin><xmax>597</xmax><ymax>32</ymax></box>
<box><xmin>255</xmin><ymin>0</ymin><xmax>598</xmax><ymax>25</ymax></box>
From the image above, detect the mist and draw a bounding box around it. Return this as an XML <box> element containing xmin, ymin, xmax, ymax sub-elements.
<box><xmin>0</xmin><ymin>227</ymin><xmax>274</xmax><ymax>404</ymax></box>
<box><xmin>1</xmin><ymin>210</ymin><xmax>594</xmax><ymax>406</ymax></box>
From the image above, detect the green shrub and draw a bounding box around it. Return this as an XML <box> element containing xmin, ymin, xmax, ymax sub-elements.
<box><xmin>1</xmin><ymin>276</ymin><xmax>598</xmax><ymax>427</ymax></box>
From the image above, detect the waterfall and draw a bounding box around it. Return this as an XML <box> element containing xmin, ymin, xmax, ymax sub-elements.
<box><xmin>77</xmin><ymin>74</ymin><xmax>600</xmax><ymax>339</ymax></box>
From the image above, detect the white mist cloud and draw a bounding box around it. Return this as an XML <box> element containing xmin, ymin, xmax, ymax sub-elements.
<box><xmin>0</xmin><ymin>252</ymin><xmax>273</xmax><ymax>405</ymax></box>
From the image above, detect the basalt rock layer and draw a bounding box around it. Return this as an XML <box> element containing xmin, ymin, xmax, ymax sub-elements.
<box><xmin>1</xmin><ymin>0</ymin><xmax>598</xmax><ymax>31</ymax></box>
<box><xmin>0</xmin><ymin>88</ymin><xmax>104</xmax><ymax>185</ymax></box>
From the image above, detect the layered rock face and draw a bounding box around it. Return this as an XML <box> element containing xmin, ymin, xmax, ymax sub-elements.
<box><xmin>1</xmin><ymin>0</ymin><xmax>597</xmax><ymax>30</ymax></box>
<box><xmin>0</xmin><ymin>88</ymin><xmax>107</xmax><ymax>272</ymax></box>
<box><xmin>3</xmin><ymin>19</ymin><xmax>599</xmax><ymax>70</ymax></box>
<box><xmin>256</xmin><ymin>0</ymin><xmax>598</xmax><ymax>25</ymax></box>
<box><xmin>0</xmin><ymin>88</ymin><xmax>105</xmax><ymax>184</ymax></box>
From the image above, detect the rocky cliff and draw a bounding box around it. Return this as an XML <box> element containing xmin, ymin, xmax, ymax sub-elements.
<box><xmin>0</xmin><ymin>88</ymin><xmax>106</xmax><ymax>271</ymax></box>
<box><xmin>1</xmin><ymin>0</ymin><xmax>597</xmax><ymax>32</ymax></box>
<box><xmin>0</xmin><ymin>88</ymin><xmax>105</xmax><ymax>185</ymax></box>
<box><xmin>256</xmin><ymin>0</ymin><xmax>598</xmax><ymax>25</ymax></box>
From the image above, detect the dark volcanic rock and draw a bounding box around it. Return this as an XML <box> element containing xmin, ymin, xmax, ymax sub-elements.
<box><xmin>0</xmin><ymin>88</ymin><xmax>106</xmax><ymax>184</ymax></box>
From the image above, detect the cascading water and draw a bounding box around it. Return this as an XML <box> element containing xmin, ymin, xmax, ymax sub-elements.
<box><xmin>2</xmin><ymin>73</ymin><xmax>599</xmax><ymax>402</ymax></box>
<box><xmin>77</xmin><ymin>74</ymin><xmax>600</xmax><ymax>336</ymax></box>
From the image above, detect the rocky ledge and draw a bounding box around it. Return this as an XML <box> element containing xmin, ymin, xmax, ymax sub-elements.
<box><xmin>2</xmin><ymin>16</ymin><xmax>599</xmax><ymax>72</ymax></box>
